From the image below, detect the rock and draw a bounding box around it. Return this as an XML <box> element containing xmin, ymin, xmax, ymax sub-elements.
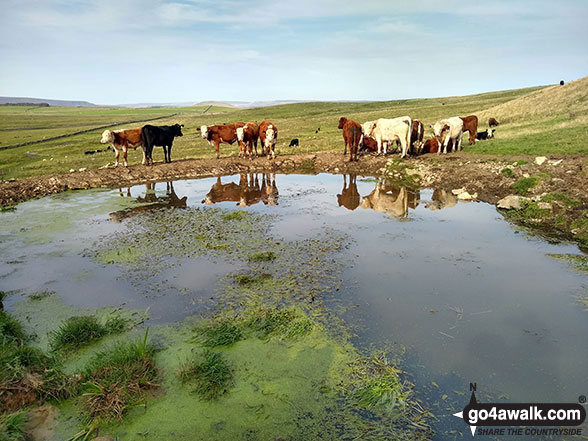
<box><xmin>571</xmin><ymin>228</ymin><xmax>581</xmax><ymax>235</ymax></box>
<box><xmin>457</xmin><ymin>191</ymin><xmax>476</xmax><ymax>200</ymax></box>
<box><xmin>535</xmin><ymin>156</ymin><xmax>547</xmax><ymax>165</ymax></box>
<box><xmin>23</xmin><ymin>405</ymin><xmax>59</xmax><ymax>441</ymax></box>
<box><xmin>537</xmin><ymin>202</ymin><xmax>553</xmax><ymax>210</ymax></box>
<box><xmin>522</xmin><ymin>173</ymin><xmax>530</xmax><ymax>178</ymax></box>
<box><xmin>549</xmin><ymin>159</ymin><xmax>563</xmax><ymax>166</ymax></box>
<box><xmin>451</xmin><ymin>187</ymin><xmax>466</xmax><ymax>195</ymax></box>
<box><xmin>69</xmin><ymin>169</ymin><xmax>75</xmax><ymax>173</ymax></box>
<box><xmin>78</xmin><ymin>167</ymin><xmax>87</xmax><ymax>172</ymax></box>
<box><xmin>497</xmin><ymin>195</ymin><xmax>529</xmax><ymax>209</ymax></box>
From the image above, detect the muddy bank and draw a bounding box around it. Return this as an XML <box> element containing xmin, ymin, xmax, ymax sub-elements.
<box><xmin>1</xmin><ymin>151</ymin><xmax>587</xmax><ymax>247</ymax></box>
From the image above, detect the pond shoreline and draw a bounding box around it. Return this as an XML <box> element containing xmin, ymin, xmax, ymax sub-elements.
<box><xmin>2</xmin><ymin>151</ymin><xmax>587</xmax><ymax>249</ymax></box>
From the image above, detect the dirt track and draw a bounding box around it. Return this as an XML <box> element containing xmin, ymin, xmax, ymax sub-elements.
<box><xmin>1</xmin><ymin>152</ymin><xmax>586</xmax><ymax>207</ymax></box>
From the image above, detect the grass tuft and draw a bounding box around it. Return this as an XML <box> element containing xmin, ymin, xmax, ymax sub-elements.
<box><xmin>512</xmin><ymin>177</ymin><xmax>538</xmax><ymax>195</ymax></box>
<box><xmin>28</xmin><ymin>290</ymin><xmax>54</xmax><ymax>301</ymax></box>
<box><xmin>49</xmin><ymin>314</ymin><xmax>130</xmax><ymax>351</ymax></box>
<box><xmin>178</xmin><ymin>350</ymin><xmax>233</xmax><ymax>400</ymax></box>
<box><xmin>221</xmin><ymin>211</ymin><xmax>249</xmax><ymax>221</ymax></box>
<box><xmin>501</xmin><ymin>168</ymin><xmax>514</xmax><ymax>178</ymax></box>
<box><xmin>0</xmin><ymin>311</ymin><xmax>25</xmax><ymax>344</ymax></box>
<box><xmin>0</xmin><ymin>411</ymin><xmax>27</xmax><ymax>441</ymax></box>
<box><xmin>80</xmin><ymin>329</ymin><xmax>158</xmax><ymax>421</ymax></box>
<box><xmin>245</xmin><ymin>307</ymin><xmax>313</xmax><ymax>340</ymax></box>
<box><xmin>199</xmin><ymin>320</ymin><xmax>243</xmax><ymax>347</ymax></box>
<box><xmin>248</xmin><ymin>251</ymin><xmax>276</xmax><ymax>262</ymax></box>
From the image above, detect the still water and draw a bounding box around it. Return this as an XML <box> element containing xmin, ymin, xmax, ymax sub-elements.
<box><xmin>1</xmin><ymin>173</ymin><xmax>586</xmax><ymax>439</ymax></box>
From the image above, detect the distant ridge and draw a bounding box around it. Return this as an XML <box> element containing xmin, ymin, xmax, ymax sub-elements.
<box><xmin>0</xmin><ymin>96</ymin><xmax>96</xmax><ymax>107</ymax></box>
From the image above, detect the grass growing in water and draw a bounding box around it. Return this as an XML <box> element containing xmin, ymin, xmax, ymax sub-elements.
<box><xmin>547</xmin><ymin>254</ymin><xmax>588</xmax><ymax>274</ymax></box>
<box><xmin>80</xmin><ymin>329</ymin><xmax>158</xmax><ymax>421</ymax></box>
<box><xmin>178</xmin><ymin>350</ymin><xmax>234</xmax><ymax>400</ymax></box>
<box><xmin>49</xmin><ymin>315</ymin><xmax>130</xmax><ymax>351</ymax></box>
<box><xmin>199</xmin><ymin>320</ymin><xmax>243</xmax><ymax>347</ymax></box>
<box><xmin>0</xmin><ymin>411</ymin><xmax>26</xmax><ymax>441</ymax></box>
<box><xmin>248</xmin><ymin>251</ymin><xmax>276</xmax><ymax>262</ymax></box>
<box><xmin>513</xmin><ymin>176</ymin><xmax>538</xmax><ymax>195</ymax></box>
<box><xmin>221</xmin><ymin>211</ymin><xmax>249</xmax><ymax>221</ymax></box>
<box><xmin>28</xmin><ymin>290</ymin><xmax>54</xmax><ymax>301</ymax></box>
<box><xmin>0</xmin><ymin>311</ymin><xmax>25</xmax><ymax>344</ymax></box>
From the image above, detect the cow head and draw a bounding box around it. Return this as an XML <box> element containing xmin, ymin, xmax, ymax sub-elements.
<box><xmin>338</xmin><ymin>117</ymin><xmax>347</xmax><ymax>129</ymax></box>
<box><xmin>100</xmin><ymin>130</ymin><xmax>114</xmax><ymax>144</ymax></box>
<box><xmin>265</xmin><ymin>126</ymin><xmax>275</xmax><ymax>145</ymax></box>
<box><xmin>361</xmin><ymin>121</ymin><xmax>376</xmax><ymax>137</ymax></box>
<box><xmin>173</xmin><ymin>124</ymin><xmax>184</xmax><ymax>137</ymax></box>
<box><xmin>200</xmin><ymin>125</ymin><xmax>208</xmax><ymax>139</ymax></box>
<box><xmin>489</xmin><ymin>129</ymin><xmax>495</xmax><ymax>138</ymax></box>
<box><xmin>236</xmin><ymin>127</ymin><xmax>245</xmax><ymax>142</ymax></box>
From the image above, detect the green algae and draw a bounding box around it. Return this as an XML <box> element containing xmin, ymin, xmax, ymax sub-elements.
<box><xmin>547</xmin><ymin>253</ymin><xmax>588</xmax><ymax>274</ymax></box>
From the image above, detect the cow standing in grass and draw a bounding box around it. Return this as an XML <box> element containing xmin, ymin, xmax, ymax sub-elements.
<box><xmin>460</xmin><ymin>115</ymin><xmax>478</xmax><ymax>145</ymax></box>
<box><xmin>100</xmin><ymin>128</ymin><xmax>145</xmax><ymax>167</ymax></box>
<box><xmin>338</xmin><ymin>117</ymin><xmax>362</xmax><ymax>162</ymax></box>
<box><xmin>142</xmin><ymin>124</ymin><xmax>183</xmax><ymax>165</ymax></box>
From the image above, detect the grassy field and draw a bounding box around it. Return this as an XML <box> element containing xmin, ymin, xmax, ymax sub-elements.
<box><xmin>1</xmin><ymin>76</ymin><xmax>587</xmax><ymax>180</ymax></box>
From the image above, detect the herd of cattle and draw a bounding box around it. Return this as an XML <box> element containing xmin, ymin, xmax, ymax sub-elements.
<box><xmin>338</xmin><ymin>115</ymin><xmax>499</xmax><ymax>161</ymax></box>
<box><xmin>100</xmin><ymin>114</ymin><xmax>499</xmax><ymax>166</ymax></box>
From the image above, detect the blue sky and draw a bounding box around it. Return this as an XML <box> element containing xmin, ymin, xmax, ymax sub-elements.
<box><xmin>1</xmin><ymin>0</ymin><xmax>587</xmax><ymax>104</ymax></box>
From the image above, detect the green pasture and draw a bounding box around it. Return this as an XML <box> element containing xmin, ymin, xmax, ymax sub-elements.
<box><xmin>1</xmin><ymin>80</ymin><xmax>587</xmax><ymax>180</ymax></box>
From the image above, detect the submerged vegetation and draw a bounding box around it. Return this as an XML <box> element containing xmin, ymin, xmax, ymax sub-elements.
<box><xmin>178</xmin><ymin>350</ymin><xmax>234</xmax><ymax>400</ymax></box>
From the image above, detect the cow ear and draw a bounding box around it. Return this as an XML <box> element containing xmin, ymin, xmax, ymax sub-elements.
<box><xmin>196</xmin><ymin>127</ymin><xmax>201</xmax><ymax>131</ymax></box>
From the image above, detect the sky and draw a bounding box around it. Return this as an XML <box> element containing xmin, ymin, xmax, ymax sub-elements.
<box><xmin>0</xmin><ymin>0</ymin><xmax>587</xmax><ymax>105</ymax></box>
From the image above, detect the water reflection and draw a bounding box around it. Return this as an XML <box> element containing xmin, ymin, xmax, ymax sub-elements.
<box><xmin>109</xmin><ymin>182</ymin><xmax>187</xmax><ymax>222</ymax></box>
<box><xmin>337</xmin><ymin>175</ymin><xmax>360</xmax><ymax>210</ymax></box>
<box><xmin>202</xmin><ymin>173</ymin><xmax>279</xmax><ymax>206</ymax></box>
<box><xmin>426</xmin><ymin>189</ymin><xmax>458</xmax><ymax>211</ymax></box>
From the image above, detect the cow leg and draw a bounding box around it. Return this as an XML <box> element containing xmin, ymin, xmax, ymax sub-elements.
<box><xmin>114</xmin><ymin>147</ymin><xmax>120</xmax><ymax>166</ymax></box>
<box><xmin>167</xmin><ymin>144</ymin><xmax>172</xmax><ymax>163</ymax></box>
<box><xmin>344</xmin><ymin>138</ymin><xmax>348</xmax><ymax>156</ymax></box>
<box><xmin>123</xmin><ymin>147</ymin><xmax>128</xmax><ymax>167</ymax></box>
<box><xmin>456</xmin><ymin>136</ymin><xmax>462</xmax><ymax>152</ymax></box>
<box><xmin>141</xmin><ymin>147</ymin><xmax>147</xmax><ymax>165</ymax></box>
<box><xmin>215</xmin><ymin>141</ymin><xmax>220</xmax><ymax>159</ymax></box>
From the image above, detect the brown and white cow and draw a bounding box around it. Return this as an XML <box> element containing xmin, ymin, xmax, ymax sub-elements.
<box><xmin>338</xmin><ymin>117</ymin><xmax>362</xmax><ymax>162</ymax></box>
<box><xmin>259</xmin><ymin>120</ymin><xmax>278</xmax><ymax>159</ymax></box>
<box><xmin>236</xmin><ymin>121</ymin><xmax>260</xmax><ymax>159</ymax></box>
<box><xmin>200</xmin><ymin>122</ymin><xmax>245</xmax><ymax>159</ymax></box>
<box><xmin>460</xmin><ymin>115</ymin><xmax>478</xmax><ymax>145</ymax></box>
<box><xmin>359</xmin><ymin>134</ymin><xmax>378</xmax><ymax>153</ymax></box>
<box><xmin>421</xmin><ymin>137</ymin><xmax>440</xmax><ymax>154</ymax></box>
<box><xmin>100</xmin><ymin>128</ymin><xmax>145</xmax><ymax>167</ymax></box>
<box><xmin>410</xmin><ymin>119</ymin><xmax>425</xmax><ymax>154</ymax></box>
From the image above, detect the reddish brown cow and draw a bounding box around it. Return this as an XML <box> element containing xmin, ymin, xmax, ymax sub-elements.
<box><xmin>488</xmin><ymin>117</ymin><xmax>499</xmax><ymax>128</ymax></box>
<box><xmin>460</xmin><ymin>115</ymin><xmax>478</xmax><ymax>145</ymax></box>
<box><xmin>200</xmin><ymin>122</ymin><xmax>245</xmax><ymax>159</ymax></box>
<box><xmin>237</xmin><ymin>121</ymin><xmax>259</xmax><ymax>158</ymax></box>
<box><xmin>359</xmin><ymin>135</ymin><xmax>378</xmax><ymax>152</ymax></box>
<box><xmin>422</xmin><ymin>137</ymin><xmax>440</xmax><ymax>154</ymax></box>
<box><xmin>410</xmin><ymin>119</ymin><xmax>425</xmax><ymax>154</ymax></box>
<box><xmin>259</xmin><ymin>120</ymin><xmax>279</xmax><ymax>159</ymax></box>
<box><xmin>338</xmin><ymin>117</ymin><xmax>362</xmax><ymax>162</ymax></box>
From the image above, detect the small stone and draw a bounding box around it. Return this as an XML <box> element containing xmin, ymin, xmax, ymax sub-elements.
<box><xmin>523</xmin><ymin>173</ymin><xmax>530</xmax><ymax>178</ymax></box>
<box><xmin>549</xmin><ymin>159</ymin><xmax>563</xmax><ymax>166</ymax></box>
<box><xmin>69</xmin><ymin>169</ymin><xmax>75</xmax><ymax>173</ymax></box>
<box><xmin>457</xmin><ymin>191</ymin><xmax>473</xmax><ymax>200</ymax></box>
<box><xmin>497</xmin><ymin>195</ymin><xmax>530</xmax><ymax>209</ymax></box>
<box><xmin>452</xmin><ymin>187</ymin><xmax>466</xmax><ymax>195</ymax></box>
<box><xmin>537</xmin><ymin>202</ymin><xmax>552</xmax><ymax>210</ymax></box>
<box><xmin>535</xmin><ymin>156</ymin><xmax>547</xmax><ymax>165</ymax></box>
<box><xmin>78</xmin><ymin>167</ymin><xmax>87</xmax><ymax>172</ymax></box>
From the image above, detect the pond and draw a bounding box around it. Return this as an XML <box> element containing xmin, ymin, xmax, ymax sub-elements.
<box><xmin>1</xmin><ymin>172</ymin><xmax>586</xmax><ymax>440</ymax></box>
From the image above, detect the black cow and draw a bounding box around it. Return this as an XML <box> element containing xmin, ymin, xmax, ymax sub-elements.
<box><xmin>142</xmin><ymin>124</ymin><xmax>184</xmax><ymax>164</ymax></box>
<box><xmin>289</xmin><ymin>138</ymin><xmax>299</xmax><ymax>147</ymax></box>
<box><xmin>476</xmin><ymin>129</ymin><xmax>495</xmax><ymax>140</ymax></box>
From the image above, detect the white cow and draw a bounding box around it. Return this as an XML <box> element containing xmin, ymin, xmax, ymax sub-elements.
<box><xmin>363</xmin><ymin>116</ymin><xmax>412</xmax><ymax>157</ymax></box>
<box><xmin>432</xmin><ymin>117</ymin><xmax>464</xmax><ymax>154</ymax></box>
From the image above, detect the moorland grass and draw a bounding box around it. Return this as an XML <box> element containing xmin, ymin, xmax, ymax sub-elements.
<box><xmin>3</xmin><ymin>81</ymin><xmax>587</xmax><ymax>180</ymax></box>
<box><xmin>0</xmin><ymin>411</ymin><xmax>27</xmax><ymax>441</ymax></box>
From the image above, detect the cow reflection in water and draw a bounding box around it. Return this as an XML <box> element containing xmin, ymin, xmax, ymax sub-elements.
<box><xmin>202</xmin><ymin>173</ymin><xmax>278</xmax><ymax>207</ymax></box>
<box><xmin>337</xmin><ymin>175</ymin><xmax>361</xmax><ymax>210</ymax></box>
<box><xmin>358</xmin><ymin>180</ymin><xmax>420</xmax><ymax>218</ymax></box>
<box><xmin>109</xmin><ymin>182</ymin><xmax>187</xmax><ymax>222</ymax></box>
<box><xmin>425</xmin><ymin>189</ymin><xmax>458</xmax><ymax>210</ymax></box>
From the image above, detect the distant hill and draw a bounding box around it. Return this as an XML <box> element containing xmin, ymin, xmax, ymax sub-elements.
<box><xmin>193</xmin><ymin>101</ymin><xmax>237</xmax><ymax>108</ymax></box>
<box><xmin>0</xmin><ymin>96</ymin><xmax>96</xmax><ymax>107</ymax></box>
<box><xmin>479</xmin><ymin>75</ymin><xmax>588</xmax><ymax>122</ymax></box>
